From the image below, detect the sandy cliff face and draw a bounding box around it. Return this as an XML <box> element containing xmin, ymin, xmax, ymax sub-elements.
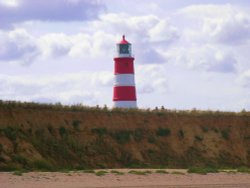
<box><xmin>0</xmin><ymin>103</ymin><xmax>249</xmax><ymax>170</ymax></box>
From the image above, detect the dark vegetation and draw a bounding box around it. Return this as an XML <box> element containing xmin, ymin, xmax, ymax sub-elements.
<box><xmin>0</xmin><ymin>100</ymin><xmax>250</xmax><ymax>171</ymax></box>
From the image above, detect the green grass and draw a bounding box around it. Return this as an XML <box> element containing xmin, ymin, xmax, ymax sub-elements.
<box><xmin>110</xmin><ymin>170</ymin><xmax>124</xmax><ymax>175</ymax></box>
<box><xmin>110</xmin><ymin>130</ymin><xmax>132</xmax><ymax>144</ymax></box>
<box><xmin>72</xmin><ymin>120</ymin><xmax>81</xmax><ymax>130</ymax></box>
<box><xmin>128</xmin><ymin>170</ymin><xmax>151</xmax><ymax>175</ymax></box>
<box><xmin>237</xmin><ymin>167</ymin><xmax>250</xmax><ymax>173</ymax></box>
<box><xmin>32</xmin><ymin>159</ymin><xmax>54</xmax><ymax>171</ymax></box>
<box><xmin>82</xmin><ymin>169</ymin><xmax>95</xmax><ymax>173</ymax></box>
<box><xmin>171</xmin><ymin>171</ymin><xmax>185</xmax><ymax>175</ymax></box>
<box><xmin>91</xmin><ymin>128</ymin><xmax>107</xmax><ymax>136</ymax></box>
<box><xmin>155</xmin><ymin>169</ymin><xmax>168</xmax><ymax>174</ymax></box>
<box><xmin>188</xmin><ymin>167</ymin><xmax>218</xmax><ymax>175</ymax></box>
<box><xmin>12</xmin><ymin>171</ymin><xmax>23</xmax><ymax>176</ymax></box>
<box><xmin>13</xmin><ymin>171</ymin><xmax>23</xmax><ymax>176</ymax></box>
<box><xmin>195</xmin><ymin>135</ymin><xmax>203</xmax><ymax>142</ymax></box>
<box><xmin>156</xmin><ymin>128</ymin><xmax>171</xmax><ymax>137</ymax></box>
<box><xmin>95</xmin><ymin>170</ymin><xmax>108</xmax><ymax>176</ymax></box>
<box><xmin>221</xmin><ymin>129</ymin><xmax>230</xmax><ymax>140</ymax></box>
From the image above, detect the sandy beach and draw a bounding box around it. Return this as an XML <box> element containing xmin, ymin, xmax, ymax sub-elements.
<box><xmin>0</xmin><ymin>169</ymin><xmax>250</xmax><ymax>188</ymax></box>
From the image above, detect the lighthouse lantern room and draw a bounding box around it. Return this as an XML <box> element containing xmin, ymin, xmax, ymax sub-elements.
<box><xmin>113</xmin><ymin>35</ymin><xmax>137</xmax><ymax>108</ymax></box>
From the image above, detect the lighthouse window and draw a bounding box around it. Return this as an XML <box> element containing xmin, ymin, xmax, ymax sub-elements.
<box><xmin>119</xmin><ymin>44</ymin><xmax>129</xmax><ymax>54</ymax></box>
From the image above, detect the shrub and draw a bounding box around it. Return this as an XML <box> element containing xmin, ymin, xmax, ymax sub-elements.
<box><xmin>237</xmin><ymin>167</ymin><xmax>250</xmax><ymax>173</ymax></box>
<box><xmin>128</xmin><ymin>170</ymin><xmax>151</xmax><ymax>175</ymax></box>
<box><xmin>82</xmin><ymin>169</ymin><xmax>95</xmax><ymax>173</ymax></box>
<box><xmin>188</xmin><ymin>167</ymin><xmax>218</xmax><ymax>175</ymax></box>
<box><xmin>155</xmin><ymin>170</ymin><xmax>168</xmax><ymax>174</ymax></box>
<box><xmin>72</xmin><ymin>120</ymin><xmax>81</xmax><ymax>130</ymax></box>
<box><xmin>195</xmin><ymin>135</ymin><xmax>203</xmax><ymax>142</ymax></box>
<box><xmin>95</xmin><ymin>170</ymin><xmax>108</xmax><ymax>176</ymax></box>
<box><xmin>221</xmin><ymin>129</ymin><xmax>230</xmax><ymax>140</ymax></box>
<box><xmin>147</xmin><ymin>135</ymin><xmax>156</xmax><ymax>143</ymax></box>
<box><xmin>91</xmin><ymin>128</ymin><xmax>107</xmax><ymax>136</ymax></box>
<box><xmin>111</xmin><ymin>130</ymin><xmax>132</xmax><ymax>144</ymax></box>
<box><xmin>3</xmin><ymin>127</ymin><xmax>17</xmax><ymax>141</ymax></box>
<box><xmin>32</xmin><ymin>159</ymin><xmax>54</xmax><ymax>171</ymax></box>
<box><xmin>13</xmin><ymin>171</ymin><xmax>23</xmax><ymax>176</ymax></box>
<box><xmin>134</xmin><ymin>128</ymin><xmax>144</xmax><ymax>142</ymax></box>
<box><xmin>156</xmin><ymin>128</ymin><xmax>171</xmax><ymax>137</ymax></box>
<box><xmin>178</xmin><ymin>129</ymin><xmax>184</xmax><ymax>139</ymax></box>
<box><xmin>201</xmin><ymin>126</ymin><xmax>208</xmax><ymax>132</ymax></box>
<box><xmin>59</xmin><ymin>126</ymin><xmax>67</xmax><ymax>137</ymax></box>
<box><xmin>111</xmin><ymin>170</ymin><xmax>124</xmax><ymax>175</ymax></box>
<box><xmin>12</xmin><ymin>155</ymin><xmax>27</xmax><ymax>165</ymax></box>
<box><xmin>0</xmin><ymin>144</ymin><xmax>3</xmax><ymax>153</ymax></box>
<box><xmin>47</xmin><ymin>125</ymin><xmax>54</xmax><ymax>134</ymax></box>
<box><xmin>171</xmin><ymin>171</ymin><xmax>185</xmax><ymax>175</ymax></box>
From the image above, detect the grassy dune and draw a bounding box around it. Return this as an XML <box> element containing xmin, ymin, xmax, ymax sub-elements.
<box><xmin>0</xmin><ymin>100</ymin><xmax>249</xmax><ymax>171</ymax></box>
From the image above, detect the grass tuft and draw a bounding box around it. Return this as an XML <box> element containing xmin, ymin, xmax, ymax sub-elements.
<box><xmin>188</xmin><ymin>167</ymin><xmax>218</xmax><ymax>175</ymax></box>
<box><xmin>12</xmin><ymin>171</ymin><xmax>23</xmax><ymax>176</ymax></box>
<box><xmin>82</xmin><ymin>169</ymin><xmax>95</xmax><ymax>173</ymax></box>
<box><xmin>237</xmin><ymin>167</ymin><xmax>250</xmax><ymax>173</ymax></box>
<box><xmin>110</xmin><ymin>170</ymin><xmax>124</xmax><ymax>175</ymax></box>
<box><xmin>155</xmin><ymin>169</ymin><xmax>168</xmax><ymax>174</ymax></box>
<box><xmin>95</xmin><ymin>170</ymin><xmax>108</xmax><ymax>176</ymax></box>
<box><xmin>171</xmin><ymin>171</ymin><xmax>185</xmax><ymax>175</ymax></box>
<box><xmin>128</xmin><ymin>170</ymin><xmax>151</xmax><ymax>175</ymax></box>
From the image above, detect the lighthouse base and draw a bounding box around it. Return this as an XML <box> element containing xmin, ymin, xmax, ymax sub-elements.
<box><xmin>113</xmin><ymin>101</ymin><xmax>137</xmax><ymax>108</ymax></box>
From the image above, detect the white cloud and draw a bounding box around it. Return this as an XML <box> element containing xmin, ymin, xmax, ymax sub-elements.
<box><xmin>0</xmin><ymin>28</ymin><xmax>40</xmax><ymax>65</ymax></box>
<box><xmin>238</xmin><ymin>70</ymin><xmax>250</xmax><ymax>88</ymax></box>
<box><xmin>136</xmin><ymin>64</ymin><xmax>168</xmax><ymax>94</ymax></box>
<box><xmin>0</xmin><ymin>0</ymin><xmax>104</xmax><ymax>29</ymax></box>
<box><xmin>0</xmin><ymin>71</ymin><xmax>113</xmax><ymax>105</ymax></box>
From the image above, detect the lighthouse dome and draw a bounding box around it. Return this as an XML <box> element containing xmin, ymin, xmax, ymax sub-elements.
<box><xmin>119</xmin><ymin>35</ymin><xmax>130</xmax><ymax>44</ymax></box>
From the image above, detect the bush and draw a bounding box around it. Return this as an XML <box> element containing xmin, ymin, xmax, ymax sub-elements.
<box><xmin>221</xmin><ymin>129</ymin><xmax>230</xmax><ymax>140</ymax></box>
<box><xmin>72</xmin><ymin>120</ymin><xmax>81</xmax><ymax>130</ymax></box>
<box><xmin>171</xmin><ymin>171</ymin><xmax>185</xmax><ymax>175</ymax></box>
<box><xmin>188</xmin><ymin>167</ymin><xmax>218</xmax><ymax>175</ymax></box>
<box><xmin>95</xmin><ymin>170</ymin><xmax>108</xmax><ymax>176</ymax></box>
<box><xmin>128</xmin><ymin>170</ymin><xmax>151</xmax><ymax>175</ymax></box>
<box><xmin>91</xmin><ymin>128</ymin><xmax>107</xmax><ymax>136</ymax></box>
<box><xmin>201</xmin><ymin>126</ymin><xmax>208</xmax><ymax>132</ymax></box>
<box><xmin>111</xmin><ymin>170</ymin><xmax>124</xmax><ymax>175</ymax></box>
<box><xmin>59</xmin><ymin>126</ymin><xmax>67</xmax><ymax>137</ymax></box>
<box><xmin>156</xmin><ymin>128</ymin><xmax>171</xmax><ymax>137</ymax></box>
<box><xmin>82</xmin><ymin>169</ymin><xmax>95</xmax><ymax>173</ymax></box>
<box><xmin>13</xmin><ymin>171</ymin><xmax>23</xmax><ymax>176</ymax></box>
<box><xmin>155</xmin><ymin>169</ymin><xmax>168</xmax><ymax>174</ymax></box>
<box><xmin>111</xmin><ymin>130</ymin><xmax>132</xmax><ymax>144</ymax></box>
<box><xmin>47</xmin><ymin>125</ymin><xmax>54</xmax><ymax>134</ymax></box>
<box><xmin>3</xmin><ymin>127</ymin><xmax>17</xmax><ymax>140</ymax></box>
<box><xmin>133</xmin><ymin>128</ymin><xmax>144</xmax><ymax>142</ymax></box>
<box><xmin>147</xmin><ymin>136</ymin><xmax>156</xmax><ymax>143</ymax></box>
<box><xmin>178</xmin><ymin>129</ymin><xmax>184</xmax><ymax>139</ymax></box>
<box><xmin>237</xmin><ymin>167</ymin><xmax>250</xmax><ymax>173</ymax></box>
<box><xmin>32</xmin><ymin>159</ymin><xmax>54</xmax><ymax>171</ymax></box>
<box><xmin>0</xmin><ymin>144</ymin><xmax>3</xmax><ymax>153</ymax></box>
<box><xmin>195</xmin><ymin>135</ymin><xmax>203</xmax><ymax>142</ymax></box>
<box><xmin>12</xmin><ymin>155</ymin><xmax>27</xmax><ymax>165</ymax></box>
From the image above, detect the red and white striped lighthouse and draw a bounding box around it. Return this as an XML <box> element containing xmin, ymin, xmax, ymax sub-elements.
<box><xmin>113</xmin><ymin>35</ymin><xmax>137</xmax><ymax>108</ymax></box>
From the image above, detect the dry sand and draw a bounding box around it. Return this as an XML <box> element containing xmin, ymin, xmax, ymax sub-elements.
<box><xmin>0</xmin><ymin>169</ymin><xmax>250</xmax><ymax>188</ymax></box>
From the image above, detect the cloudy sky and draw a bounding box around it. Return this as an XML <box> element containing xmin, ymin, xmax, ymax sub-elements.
<box><xmin>0</xmin><ymin>0</ymin><xmax>250</xmax><ymax>111</ymax></box>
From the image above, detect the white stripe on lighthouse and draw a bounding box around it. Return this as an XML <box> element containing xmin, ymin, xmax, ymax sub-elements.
<box><xmin>114</xmin><ymin>74</ymin><xmax>135</xmax><ymax>86</ymax></box>
<box><xmin>114</xmin><ymin>101</ymin><xmax>137</xmax><ymax>108</ymax></box>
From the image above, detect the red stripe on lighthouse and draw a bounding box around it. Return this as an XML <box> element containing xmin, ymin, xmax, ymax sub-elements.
<box><xmin>113</xmin><ymin>86</ymin><xmax>136</xmax><ymax>101</ymax></box>
<box><xmin>114</xmin><ymin>57</ymin><xmax>135</xmax><ymax>74</ymax></box>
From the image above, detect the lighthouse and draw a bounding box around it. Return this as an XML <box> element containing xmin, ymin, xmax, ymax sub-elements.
<box><xmin>113</xmin><ymin>35</ymin><xmax>137</xmax><ymax>108</ymax></box>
